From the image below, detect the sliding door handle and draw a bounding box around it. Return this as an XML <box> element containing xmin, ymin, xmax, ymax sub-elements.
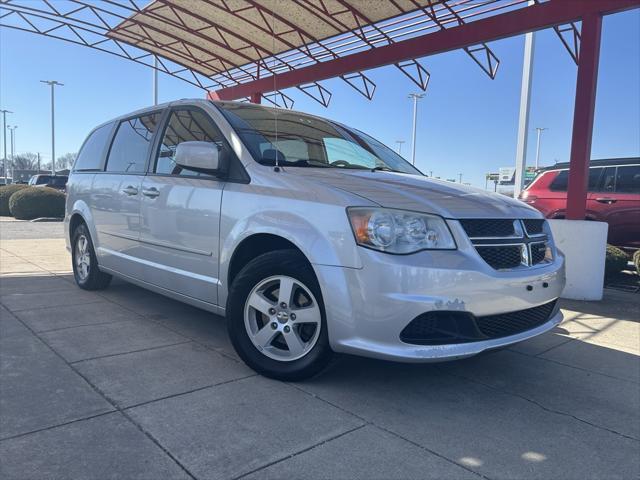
<box><xmin>142</xmin><ymin>187</ymin><xmax>160</xmax><ymax>198</ymax></box>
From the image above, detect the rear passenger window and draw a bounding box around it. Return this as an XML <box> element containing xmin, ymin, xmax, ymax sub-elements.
<box><xmin>588</xmin><ymin>168</ymin><xmax>603</xmax><ymax>191</ymax></box>
<box><xmin>549</xmin><ymin>170</ymin><xmax>568</xmax><ymax>191</ymax></box>
<box><xmin>74</xmin><ymin>123</ymin><xmax>113</xmax><ymax>171</ymax></box>
<box><xmin>106</xmin><ymin>113</ymin><xmax>161</xmax><ymax>173</ymax></box>
<box><xmin>600</xmin><ymin>167</ymin><xmax>616</xmax><ymax>192</ymax></box>
<box><xmin>616</xmin><ymin>165</ymin><xmax>640</xmax><ymax>193</ymax></box>
<box><xmin>550</xmin><ymin>168</ymin><xmax>603</xmax><ymax>192</ymax></box>
<box><xmin>154</xmin><ymin>109</ymin><xmax>224</xmax><ymax>177</ymax></box>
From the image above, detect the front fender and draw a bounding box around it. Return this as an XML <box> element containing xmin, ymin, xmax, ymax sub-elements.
<box><xmin>219</xmin><ymin>206</ymin><xmax>363</xmax><ymax>305</ymax></box>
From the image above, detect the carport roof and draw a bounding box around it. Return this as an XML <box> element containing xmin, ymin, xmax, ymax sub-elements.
<box><xmin>107</xmin><ymin>0</ymin><xmax>440</xmax><ymax>84</ymax></box>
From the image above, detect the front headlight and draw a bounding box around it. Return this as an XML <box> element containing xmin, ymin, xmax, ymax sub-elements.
<box><xmin>347</xmin><ymin>207</ymin><xmax>456</xmax><ymax>254</ymax></box>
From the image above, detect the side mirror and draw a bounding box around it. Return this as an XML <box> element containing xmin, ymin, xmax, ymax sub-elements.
<box><xmin>174</xmin><ymin>141</ymin><xmax>224</xmax><ymax>175</ymax></box>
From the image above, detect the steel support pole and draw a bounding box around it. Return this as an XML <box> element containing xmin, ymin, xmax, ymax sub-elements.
<box><xmin>153</xmin><ymin>57</ymin><xmax>159</xmax><ymax>105</ymax></box>
<box><xmin>1</xmin><ymin>111</ymin><xmax>8</xmax><ymax>183</ymax></box>
<box><xmin>8</xmin><ymin>126</ymin><xmax>15</xmax><ymax>178</ymax></box>
<box><xmin>250</xmin><ymin>92</ymin><xmax>262</xmax><ymax>104</ymax></box>
<box><xmin>41</xmin><ymin>80</ymin><xmax>63</xmax><ymax>175</ymax></box>
<box><xmin>409</xmin><ymin>93</ymin><xmax>424</xmax><ymax>166</ymax></box>
<box><xmin>566</xmin><ymin>13</ymin><xmax>602</xmax><ymax>220</ymax></box>
<box><xmin>534</xmin><ymin>127</ymin><xmax>543</xmax><ymax>169</ymax></box>
<box><xmin>411</xmin><ymin>96</ymin><xmax>418</xmax><ymax>165</ymax></box>
<box><xmin>51</xmin><ymin>84</ymin><xmax>55</xmax><ymax>174</ymax></box>
<box><xmin>514</xmin><ymin>28</ymin><xmax>535</xmax><ymax>197</ymax></box>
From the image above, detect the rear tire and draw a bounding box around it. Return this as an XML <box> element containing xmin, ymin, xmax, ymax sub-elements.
<box><xmin>227</xmin><ymin>249</ymin><xmax>332</xmax><ymax>381</ymax></box>
<box><xmin>71</xmin><ymin>223</ymin><xmax>112</xmax><ymax>290</ymax></box>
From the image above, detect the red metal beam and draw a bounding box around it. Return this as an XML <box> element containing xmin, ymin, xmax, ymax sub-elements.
<box><xmin>212</xmin><ymin>0</ymin><xmax>640</xmax><ymax>100</ymax></box>
<box><xmin>566</xmin><ymin>12</ymin><xmax>603</xmax><ymax>220</ymax></box>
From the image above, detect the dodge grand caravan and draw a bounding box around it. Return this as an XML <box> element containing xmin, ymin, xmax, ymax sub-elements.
<box><xmin>65</xmin><ymin>99</ymin><xmax>565</xmax><ymax>380</ymax></box>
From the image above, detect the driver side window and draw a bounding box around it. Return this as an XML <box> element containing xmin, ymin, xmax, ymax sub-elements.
<box><xmin>323</xmin><ymin>137</ymin><xmax>378</xmax><ymax>168</ymax></box>
<box><xmin>154</xmin><ymin>109</ymin><xmax>225</xmax><ymax>177</ymax></box>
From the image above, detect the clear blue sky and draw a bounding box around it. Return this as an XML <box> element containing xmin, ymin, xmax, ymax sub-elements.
<box><xmin>1</xmin><ymin>9</ymin><xmax>638</xmax><ymax>188</ymax></box>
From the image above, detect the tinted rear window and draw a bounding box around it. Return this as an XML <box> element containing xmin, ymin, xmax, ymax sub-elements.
<box><xmin>616</xmin><ymin>165</ymin><xmax>640</xmax><ymax>193</ymax></box>
<box><xmin>74</xmin><ymin>123</ymin><xmax>113</xmax><ymax>171</ymax></box>
<box><xmin>106</xmin><ymin>113</ymin><xmax>161</xmax><ymax>173</ymax></box>
<box><xmin>49</xmin><ymin>177</ymin><xmax>67</xmax><ymax>186</ymax></box>
<box><xmin>34</xmin><ymin>176</ymin><xmax>51</xmax><ymax>184</ymax></box>
<box><xmin>549</xmin><ymin>168</ymin><xmax>603</xmax><ymax>192</ymax></box>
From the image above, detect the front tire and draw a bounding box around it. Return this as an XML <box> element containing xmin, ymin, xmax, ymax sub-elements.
<box><xmin>227</xmin><ymin>250</ymin><xmax>332</xmax><ymax>381</ymax></box>
<box><xmin>71</xmin><ymin>223</ymin><xmax>112</xmax><ymax>290</ymax></box>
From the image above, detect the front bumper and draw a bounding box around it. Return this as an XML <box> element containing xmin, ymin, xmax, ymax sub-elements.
<box><xmin>313</xmin><ymin>237</ymin><xmax>565</xmax><ymax>363</ymax></box>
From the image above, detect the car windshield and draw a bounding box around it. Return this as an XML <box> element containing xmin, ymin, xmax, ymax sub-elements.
<box><xmin>217</xmin><ymin>103</ymin><xmax>422</xmax><ymax>175</ymax></box>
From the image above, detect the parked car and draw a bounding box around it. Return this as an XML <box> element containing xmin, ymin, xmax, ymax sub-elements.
<box><xmin>65</xmin><ymin>99</ymin><xmax>565</xmax><ymax>380</ymax></box>
<box><xmin>519</xmin><ymin>158</ymin><xmax>640</xmax><ymax>250</ymax></box>
<box><xmin>28</xmin><ymin>174</ymin><xmax>68</xmax><ymax>192</ymax></box>
<box><xmin>0</xmin><ymin>177</ymin><xmax>13</xmax><ymax>185</ymax></box>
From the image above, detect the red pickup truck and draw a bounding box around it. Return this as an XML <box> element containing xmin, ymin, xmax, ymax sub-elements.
<box><xmin>519</xmin><ymin>158</ymin><xmax>640</xmax><ymax>250</ymax></box>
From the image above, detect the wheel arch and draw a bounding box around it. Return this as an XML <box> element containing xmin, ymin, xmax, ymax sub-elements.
<box><xmin>67</xmin><ymin>200</ymin><xmax>99</xmax><ymax>249</ymax></box>
<box><xmin>68</xmin><ymin>212</ymin><xmax>86</xmax><ymax>240</ymax></box>
<box><xmin>226</xmin><ymin>233</ymin><xmax>310</xmax><ymax>291</ymax></box>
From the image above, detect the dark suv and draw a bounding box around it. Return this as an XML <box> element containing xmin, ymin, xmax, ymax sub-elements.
<box><xmin>520</xmin><ymin>158</ymin><xmax>640</xmax><ymax>250</ymax></box>
<box><xmin>28</xmin><ymin>174</ymin><xmax>68</xmax><ymax>192</ymax></box>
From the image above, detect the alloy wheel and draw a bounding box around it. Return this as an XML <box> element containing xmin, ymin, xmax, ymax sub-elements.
<box><xmin>244</xmin><ymin>275</ymin><xmax>321</xmax><ymax>361</ymax></box>
<box><xmin>75</xmin><ymin>234</ymin><xmax>91</xmax><ymax>281</ymax></box>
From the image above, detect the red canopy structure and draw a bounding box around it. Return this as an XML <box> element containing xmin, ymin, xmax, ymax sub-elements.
<box><xmin>1</xmin><ymin>0</ymin><xmax>639</xmax><ymax>219</ymax></box>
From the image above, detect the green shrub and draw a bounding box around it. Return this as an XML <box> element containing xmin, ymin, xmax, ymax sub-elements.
<box><xmin>0</xmin><ymin>184</ymin><xmax>28</xmax><ymax>216</ymax></box>
<box><xmin>633</xmin><ymin>250</ymin><xmax>640</xmax><ymax>274</ymax></box>
<box><xmin>8</xmin><ymin>187</ymin><xmax>65</xmax><ymax>220</ymax></box>
<box><xmin>605</xmin><ymin>244</ymin><xmax>629</xmax><ymax>276</ymax></box>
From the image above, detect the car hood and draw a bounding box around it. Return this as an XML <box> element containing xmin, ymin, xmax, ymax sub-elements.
<box><xmin>288</xmin><ymin>169</ymin><xmax>540</xmax><ymax>219</ymax></box>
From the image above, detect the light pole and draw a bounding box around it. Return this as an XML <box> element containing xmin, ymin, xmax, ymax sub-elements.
<box><xmin>534</xmin><ymin>127</ymin><xmax>548</xmax><ymax>169</ymax></box>
<box><xmin>395</xmin><ymin>140</ymin><xmax>405</xmax><ymax>155</ymax></box>
<box><xmin>153</xmin><ymin>57</ymin><xmax>159</xmax><ymax>105</ymax></box>
<box><xmin>1</xmin><ymin>109</ymin><xmax>11</xmax><ymax>183</ymax></box>
<box><xmin>8</xmin><ymin>125</ymin><xmax>17</xmax><ymax>178</ymax></box>
<box><xmin>408</xmin><ymin>93</ymin><xmax>425</xmax><ymax>166</ymax></box>
<box><xmin>40</xmin><ymin>80</ymin><xmax>64</xmax><ymax>174</ymax></box>
<box><xmin>458</xmin><ymin>173</ymin><xmax>463</xmax><ymax>183</ymax></box>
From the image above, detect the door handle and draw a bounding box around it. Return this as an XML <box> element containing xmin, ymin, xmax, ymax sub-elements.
<box><xmin>595</xmin><ymin>197</ymin><xmax>617</xmax><ymax>204</ymax></box>
<box><xmin>142</xmin><ymin>187</ymin><xmax>160</xmax><ymax>198</ymax></box>
<box><xmin>122</xmin><ymin>186</ymin><xmax>138</xmax><ymax>196</ymax></box>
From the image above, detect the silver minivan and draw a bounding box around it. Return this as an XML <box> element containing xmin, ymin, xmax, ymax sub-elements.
<box><xmin>65</xmin><ymin>99</ymin><xmax>565</xmax><ymax>380</ymax></box>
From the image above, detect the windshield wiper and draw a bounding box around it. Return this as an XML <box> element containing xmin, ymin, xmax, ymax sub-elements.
<box><xmin>371</xmin><ymin>166</ymin><xmax>402</xmax><ymax>173</ymax></box>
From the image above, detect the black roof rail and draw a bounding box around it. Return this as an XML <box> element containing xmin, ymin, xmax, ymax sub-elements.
<box><xmin>538</xmin><ymin>157</ymin><xmax>640</xmax><ymax>171</ymax></box>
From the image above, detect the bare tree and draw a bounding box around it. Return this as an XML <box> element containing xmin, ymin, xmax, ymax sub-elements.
<box><xmin>56</xmin><ymin>152</ymin><xmax>77</xmax><ymax>170</ymax></box>
<box><xmin>11</xmin><ymin>152</ymin><xmax>39</xmax><ymax>170</ymax></box>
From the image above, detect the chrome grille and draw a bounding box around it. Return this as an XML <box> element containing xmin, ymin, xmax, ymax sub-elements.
<box><xmin>523</xmin><ymin>219</ymin><xmax>545</xmax><ymax>236</ymax></box>
<box><xmin>476</xmin><ymin>245</ymin><xmax>524</xmax><ymax>270</ymax></box>
<box><xmin>459</xmin><ymin>219</ymin><xmax>516</xmax><ymax>238</ymax></box>
<box><xmin>460</xmin><ymin>219</ymin><xmax>551</xmax><ymax>270</ymax></box>
<box><xmin>530</xmin><ymin>241</ymin><xmax>548</xmax><ymax>265</ymax></box>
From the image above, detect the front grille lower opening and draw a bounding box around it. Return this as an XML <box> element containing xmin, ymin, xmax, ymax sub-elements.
<box><xmin>400</xmin><ymin>311</ymin><xmax>484</xmax><ymax>345</ymax></box>
<box><xmin>400</xmin><ymin>301</ymin><xmax>558</xmax><ymax>345</ymax></box>
<box><xmin>475</xmin><ymin>300</ymin><xmax>557</xmax><ymax>338</ymax></box>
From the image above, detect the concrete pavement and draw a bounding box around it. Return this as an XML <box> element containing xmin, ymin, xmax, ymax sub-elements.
<box><xmin>1</xmin><ymin>219</ymin><xmax>638</xmax><ymax>480</ymax></box>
